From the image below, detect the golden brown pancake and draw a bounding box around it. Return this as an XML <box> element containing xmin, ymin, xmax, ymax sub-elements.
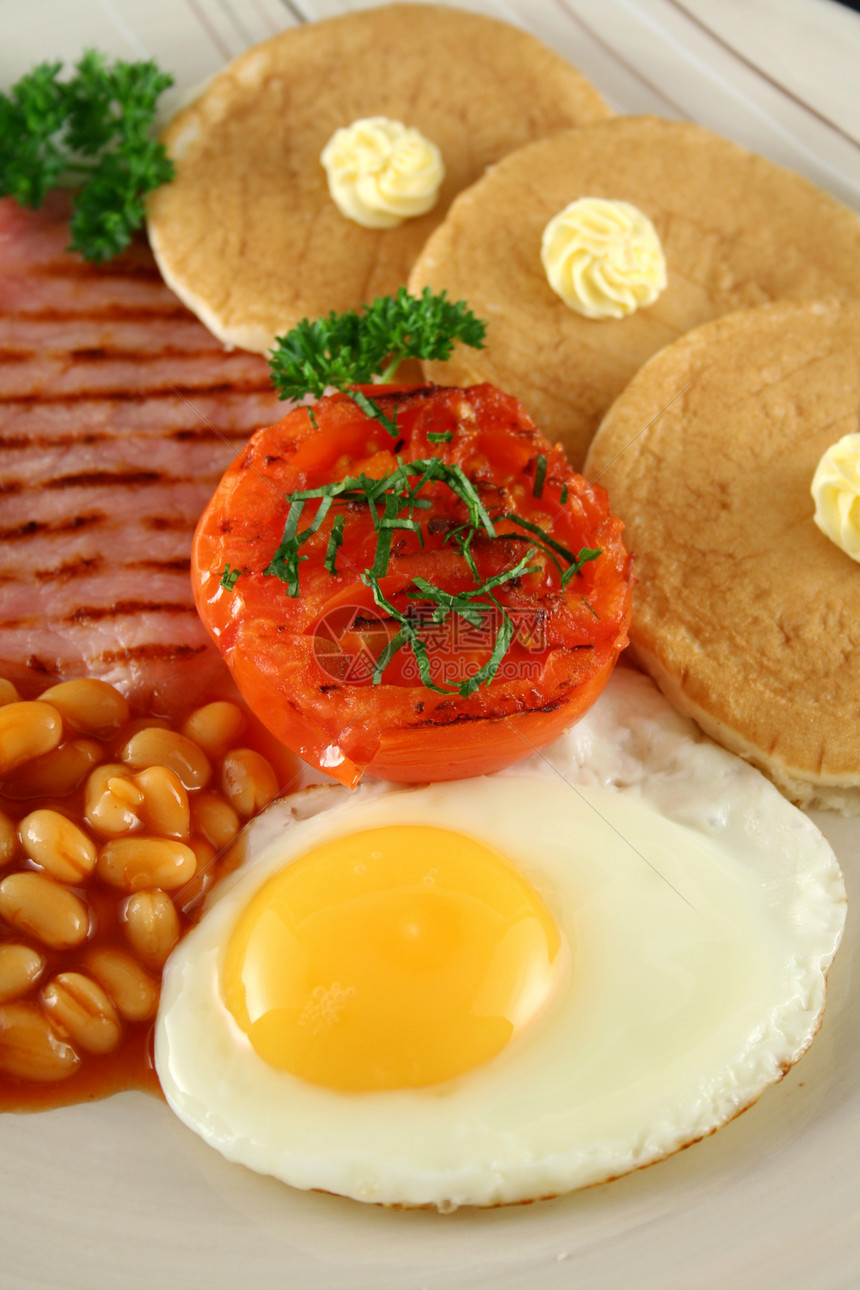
<box><xmin>146</xmin><ymin>3</ymin><xmax>610</xmax><ymax>353</ymax></box>
<box><xmin>408</xmin><ymin>116</ymin><xmax>860</xmax><ymax>469</ymax></box>
<box><xmin>584</xmin><ymin>298</ymin><xmax>860</xmax><ymax>814</ymax></box>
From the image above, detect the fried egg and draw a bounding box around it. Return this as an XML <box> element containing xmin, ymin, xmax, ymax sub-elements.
<box><xmin>154</xmin><ymin>669</ymin><xmax>845</xmax><ymax>1209</ymax></box>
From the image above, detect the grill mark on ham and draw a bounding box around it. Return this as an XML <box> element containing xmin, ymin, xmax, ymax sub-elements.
<box><xmin>143</xmin><ymin>515</ymin><xmax>193</xmax><ymax>531</ymax></box>
<box><xmin>0</xmin><ymin>380</ymin><xmax>274</xmax><ymax>404</ymax></box>
<box><xmin>0</xmin><ymin>316</ymin><xmax>228</xmax><ymax>349</ymax></box>
<box><xmin>131</xmin><ymin>557</ymin><xmax>191</xmax><ymax>572</ymax></box>
<box><xmin>0</xmin><ymin>390</ymin><xmax>278</xmax><ymax>430</ymax></box>
<box><xmin>0</xmin><ymin>347</ymin><xmax>232</xmax><ymax>363</ymax></box>
<box><xmin>0</xmin><ymin>428</ymin><xmax>249</xmax><ymax>448</ymax></box>
<box><xmin>0</xmin><ymin>192</ymin><xmax>283</xmax><ymax>711</ymax></box>
<box><xmin>27</xmin><ymin>263</ymin><xmax>165</xmax><ymax>281</ymax></box>
<box><xmin>65</xmin><ymin>600</ymin><xmax>195</xmax><ymax>624</ymax></box>
<box><xmin>34</xmin><ymin>556</ymin><xmax>104</xmax><ymax>582</ymax></box>
<box><xmin>10</xmin><ymin>306</ymin><xmax>192</xmax><ymax>322</ymax></box>
<box><xmin>24</xmin><ymin>555</ymin><xmax>190</xmax><ymax>581</ymax></box>
<box><xmin>97</xmin><ymin>644</ymin><xmax>209</xmax><ymax>663</ymax></box>
<box><xmin>49</xmin><ymin>471</ymin><xmax>170</xmax><ymax>489</ymax></box>
<box><xmin>0</xmin><ymin>279</ymin><xmax>190</xmax><ymax>317</ymax></box>
<box><xmin>39</xmin><ymin>470</ymin><xmax>167</xmax><ymax>489</ymax></box>
<box><xmin>0</xmin><ymin>512</ymin><xmax>107</xmax><ymax>541</ymax></box>
<box><xmin>1</xmin><ymin>429</ymin><xmax>251</xmax><ymax>448</ymax></box>
<box><xmin>3</xmin><ymin>602</ymin><xmax>196</xmax><ymax>629</ymax></box>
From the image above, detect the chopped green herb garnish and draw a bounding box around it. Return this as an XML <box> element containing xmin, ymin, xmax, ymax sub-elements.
<box><xmin>533</xmin><ymin>454</ymin><xmax>547</xmax><ymax>498</ymax></box>
<box><xmin>220</xmin><ymin>563</ymin><xmax>241</xmax><ymax>591</ymax></box>
<box><xmin>0</xmin><ymin>51</ymin><xmax>174</xmax><ymax>261</ymax></box>
<box><xmin>498</xmin><ymin>515</ymin><xmax>600</xmax><ymax>587</ymax></box>
<box><xmin>560</xmin><ymin>484</ymin><xmax>569</xmax><ymax>505</ymax></box>
<box><xmin>360</xmin><ymin>570</ymin><xmax>447</xmax><ymax>694</ymax></box>
<box><xmin>560</xmin><ymin>546</ymin><xmax>602</xmax><ymax>588</ymax></box>
<box><xmin>323</xmin><ymin>513</ymin><xmax>345</xmax><ymax>575</ymax></box>
<box><xmin>502</xmin><ymin>512</ymin><xmax>578</xmax><ymax>578</ymax></box>
<box><xmin>268</xmin><ymin>287</ymin><xmax>486</xmax><ymax>435</ymax></box>
<box><xmin>270</xmin><ymin>458</ymin><xmax>495</xmax><ymax>543</ymax></box>
<box><xmin>427</xmin><ymin>430</ymin><xmax>454</xmax><ymax>444</ymax></box>
<box><xmin>257</xmin><ymin>457</ymin><xmax>601</xmax><ymax>695</ymax></box>
<box><xmin>264</xmin><ymin>496</ymin><xmax>333</xmax><ymax>596</ymax></box>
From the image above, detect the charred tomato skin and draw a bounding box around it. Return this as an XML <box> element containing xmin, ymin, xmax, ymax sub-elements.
<box><xmin>192</xmin><ymin>384</ymin><xmax>632</xmax><ymax>786</ymax></box>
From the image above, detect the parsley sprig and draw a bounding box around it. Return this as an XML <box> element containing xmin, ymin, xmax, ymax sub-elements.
<box><xmin>0</xmin><ymin>51</ymin><xmax>174</xmax><ymax>261</ymax></box>
<box><xmin>268</xmin><ymin>287</ymin><xmax>486</xmax><ymax>434</ymax></box>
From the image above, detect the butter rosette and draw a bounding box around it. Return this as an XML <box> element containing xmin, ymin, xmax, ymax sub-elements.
<box><xmin>541</xmin><ymin>197</ymin><xmax>666</xmax><ymax>319</ymax></box>
<box><xmin>811</xmin><ymin>432</ymin><xmax>860</xmax><ymax>563</ymax></box>
<box><xmin>321</xmin><ymin>117</ymin><xmax>444</xmax><ymax>230</ymax></box>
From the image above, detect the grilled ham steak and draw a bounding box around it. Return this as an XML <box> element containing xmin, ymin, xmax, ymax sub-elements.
<box><xmin>0</xmin><ymin>193</ymin><xmax>281</xmax><ymax>713</ymax></box>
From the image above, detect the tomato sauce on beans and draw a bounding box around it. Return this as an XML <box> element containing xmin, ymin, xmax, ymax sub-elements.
<box><xmin>0</xmin><ymin>677</ymin><xmax>297</xmax><ymax>1110</ymax></box>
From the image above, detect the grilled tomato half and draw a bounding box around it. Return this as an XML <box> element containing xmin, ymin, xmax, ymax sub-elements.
<box><xmin>192</xmin><ymin>384</ymin><xmax>632</xmax><ymax>785</ymax></box>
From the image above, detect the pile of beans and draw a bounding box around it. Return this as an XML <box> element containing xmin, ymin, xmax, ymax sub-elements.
<box><xmin>0</xmin><ymin>677</ymin><xmax>281</xmax><ymax>1102</ymax></box>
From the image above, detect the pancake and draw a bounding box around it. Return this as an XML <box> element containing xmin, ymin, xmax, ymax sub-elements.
<box><xmin>583</xmin><ymin>298</ymin><xmax>860</xmax><ymax>814</ymax></box>
<box><xmin>408</xmin><ymin>116</ymin><xmax>860</xmax><ymax>469</ymax></box>
<box><xmin>146</xmin><ymin>3</ymin><xmax>610</xmax><ymax>354</ymax></box>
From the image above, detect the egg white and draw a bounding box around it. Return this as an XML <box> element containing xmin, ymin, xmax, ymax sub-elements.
<box><xmin>155</xmin><ymin>669</ymin><xmax>846</xmax><ymax>1209</ymax></box>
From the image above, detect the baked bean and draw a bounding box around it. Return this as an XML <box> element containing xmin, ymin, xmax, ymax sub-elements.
<box><xmin>0</xmin><ymin>943</ymin><xmax>45</xmax><ymax>1004</ymax></box>
<box><xmin>181</xmin><ymin>701</ymin><xmax>245</xmax><ymax>760</ymax></box>
<box><xmin>0</xmin><ymin>671</ymin><xmax>292</xmax><ymax>1098</ymax></box>
<box><xmin>84</xmin><ymin>764</ymin><xmax>143</xmax><ymax>836</ymax></box>
<box><xmin>193</xmin><ymin>791</ymin><xmax>241</xmax><ymax>850</ymax></box>
<box><xmin>0</xmin><ymin>809</ymin><xmax>17</xmax><ymax>867</ymax></box>
<box><xmin>0</xmin><ymin>1002</ymin><xmax>80</xmax><ymax>1082</ymax></box>
<box><xmin>189</xmin><ymin>836</ymin><xmax>216</xmax><ymax>871</ymax></box>
<box><xmin>134</xmin><ymin>765</ymin><xmax>190</xmax><ymax>839</ymax></box>
<box><xmin>220</xmin><ymin>748</ymin><xmax>279</xmax><ymax>817</ymax></box>
<box><xmin>20</xmin><ymin>809</ymin><xmax>97</xmax><ymax>884</ymax></box>
<box><xmin>38</xmin><ymin>679</ymin><xmax>130</xmax><ymax>737</ymax></box>
<box><xmin>96</xmin><ymin>837</ymin><xmax>197</xmax><ymax>892</ymax></box>
<box><xmin>122</xmin><ymin>890</ymin><xmax>180</xmax><ymax>967</ymax></box>
<box><xmin>3</xmin><ymin>738</ymin><xmax>103</xmax><ymax>800</ymax></box>
<box><xmin>0</xmin><ymin>701</ymin><xmax>63</xmax><ymax>776</ymax></box>
<box><xmin>84</xmin><ymin>948</ymin><xmax>159</xmax><ymax>1022</ymax></box>
<box><xmin>0</xmin><ymin>872</ymin><xmax>89</xmax><ymax>950</ymax></box>
<box><xmin>41</xmin><ymin>972</ymin><xmax>122</xmax><ymax>1055</ymax></box>
<box><xmin>120</xmin><ymin>728</ymin><xmax>212</xmax><ymax>790</ymax></box>
<box><xmin>0</xmin><ymin>679</ymin><xmax>21</xmax><ymax>707</ymax></box>
<box><xmin>108</xmin><ymin>717</ymin><xmax>172</xmax><ymax>750</ymax></box>
<box><xmin>176</xmin><ymin>862</ymin><xmax>217</xmax><ymax>917</ymax></box>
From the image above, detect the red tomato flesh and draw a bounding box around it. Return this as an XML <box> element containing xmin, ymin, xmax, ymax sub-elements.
<box><xmin>192</xmin><ymin>384</ymin><xmax>632</xmax><ymax>786</ymax></box>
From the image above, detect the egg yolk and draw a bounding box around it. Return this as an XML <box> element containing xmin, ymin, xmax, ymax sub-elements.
<box><xmin>222</xmin><ymin>825</ymin><xmax>562</xmax><ymax>1091</ymax></box>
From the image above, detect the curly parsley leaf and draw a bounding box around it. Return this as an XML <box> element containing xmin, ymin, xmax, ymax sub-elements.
<box><xmin>268</xmin><ymin>287</ymin><xmax>487</xmax><ymax>435</ymax></box>
<box><xmin>0</xmin><ymin>61</ymin><xmax>68</xmax><ymax>207</ymax></box>
<box><xmin>0</xmin><ymin>51</ymin><xmax>174</xmax><ymax>262</ymax></box>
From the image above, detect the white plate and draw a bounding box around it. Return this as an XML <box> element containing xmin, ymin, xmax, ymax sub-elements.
<box><xmin>2</xmin><ymin>3</ymin><xmax>859</xmax><ymax>1287</ymax></box>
